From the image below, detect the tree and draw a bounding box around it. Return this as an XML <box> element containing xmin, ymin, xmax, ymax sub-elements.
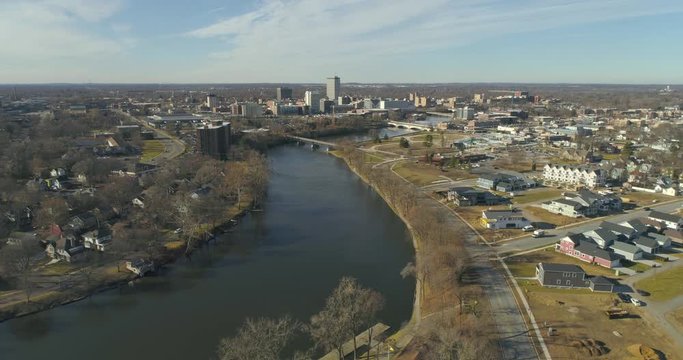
<box><xmin>34</xmin><ymin>197</ymin><xmax>70</xmax><ymax>229</ymax></box>
<box><xmin>100</xmin><ymin>176</ymin><xmax>141</xmax><ymax>214</ymax></box>
<box><xmin>399</xmin><ymin>137</ymin><xmax>410</xmax><ymax>148</ymax></box>
<box><xmin>424</xmin><ymin>134</ymin><xmax>434</xmax><ymax>148</ymax></box>
<box><xmin>621</xmin><ymin>141</ymin><xmax>634</xmax><ymax>160</ymax></box>
<box><xmin>311</xmin><ymin>277</ymin><xmax>384</xmax><ymax>360</ymax></box>
<box><xmin>0</xmin><ymin>239</ymin><xmax>40</xmax><ymax>303</ymax></box>
<box><xmin>217</xmin><ymin>316</ymin><xmax>301</xmax><ymax>360</ymax></box>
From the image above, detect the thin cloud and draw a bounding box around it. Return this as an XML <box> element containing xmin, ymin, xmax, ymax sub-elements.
<box><xmin>186</xmin><ymin>0</ymin><xmax>683</xmax><ymax>81</ymax></box>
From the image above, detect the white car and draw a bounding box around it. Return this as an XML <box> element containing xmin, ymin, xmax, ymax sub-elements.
<box><xmin>631</xmin><ymin>298</ymin><xmax>643</xmax><ymax>306</ymax></box>
<box><xmin>522</xmin><ymin>225</ymin><xmax>535</xmax><ymax>232</ymax></box>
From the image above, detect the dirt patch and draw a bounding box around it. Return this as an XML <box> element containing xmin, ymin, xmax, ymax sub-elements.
<box><xmin>525</xmin><ymin>290</ymin><xmax>678</xmax><ymax>359</ymax></box>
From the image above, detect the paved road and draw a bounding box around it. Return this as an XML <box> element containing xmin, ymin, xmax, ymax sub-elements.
<box><xmin>496</xmin><ymin>200</ymin><xmax>683</xmax><ymax>255</ymax></box>
<box><xmin>416</xmin><ymin>193</ymin><xmax>540</xmax><ymax>359</ymax></box>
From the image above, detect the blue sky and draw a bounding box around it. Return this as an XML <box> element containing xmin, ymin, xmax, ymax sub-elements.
<box><xmin>1</xmin><ymin>0</ymin><xmax>683</xmax><ymax>84</ymax></box>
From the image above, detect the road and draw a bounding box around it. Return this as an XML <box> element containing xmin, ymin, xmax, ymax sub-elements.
<box><xmin>117</xmin><ymin>111</ymin><xmax>186</xmax><ymax>164</ymax></box>
<box><xmin>396</xmin><ymin>173</ymin><xmax>540</xmax><ymax>358</ymax></box>
<box><xmin>496</xmin><ymin>200</ymin><xmax>683</xmax><ymax>255</ymax></box>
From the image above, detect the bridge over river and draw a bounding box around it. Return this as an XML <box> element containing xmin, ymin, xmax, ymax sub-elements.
<box><xmin>386</xmin><ymin>121</ymin><xmax>433</xmax><ymax>131</ymax></box>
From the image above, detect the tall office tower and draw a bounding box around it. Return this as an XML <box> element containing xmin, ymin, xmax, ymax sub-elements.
<box><xmin>196</xmin><ymin>121</ymin><xmax>231</xmax><ymax>160</ymax></box>
<box><xmin>326</xmin><ymin>76</ymin><xmax>340</xmax><ymax>100</ymax></box>
<box><xmin>304</xmin><ymin>90</ymin><xmax>322</xmax><ymax>114</ymax></box>
<box><xmin>206</xmin><ymin>94</ymin><xmax>217</xmax><ymax>109</ymax></box>
<box><xmin>276</xmin><ymin>87</ymin><xmax>292</xmax><ymax>101</ymax></box>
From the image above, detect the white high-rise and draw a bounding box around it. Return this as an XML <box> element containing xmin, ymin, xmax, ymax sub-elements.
<box><xmin>206</xmin><ymin>94</ymin><xmax>217</xmax><ymax>109</ymax></box>
<box><xmin>326</xmin><ymin>76</ymin><xmax>340</xmax><ymax>101</ymax></box>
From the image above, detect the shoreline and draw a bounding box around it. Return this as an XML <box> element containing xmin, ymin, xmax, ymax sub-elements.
<box><xmin>330</xmin><ymin>151</ymin><xmax>423</xmax><ymax>330</ymax></box>
<box><xmin>0</xmin><ymin>207</ymin><xmax>252</xmax><ymax>324</ymax></box>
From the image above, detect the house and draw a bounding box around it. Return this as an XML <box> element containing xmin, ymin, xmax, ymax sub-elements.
<box><xmin>536</xmin><ymin>263</ymin><xmax>590</xmax><ymax>289</ymax></box>
<box><xmin>543</xmin><ymin>164</ymin><xmax>606</xmax><ymax>189</ymax></box>
<box><xmin>476</xmin><ymin>173</ymin><xmax>529</xmax><ymax>191</ymax></box>
<box><xmin>66</xmin><ymin>213</ymin><xmax>99</xmax><ymax>233</ymax></box>
<box><xmin>583</xmin><ymin>228</ymin><xmax>618</xmax><ymax>248</ymax></box>
<box><xmin>633</xmin><ymin>236</ymin><xmax>659</xmax><ymax>254</ymax></box>
<box><xmin>600</xmin><ymin>221</ymin><xmax>637</xmax><ymax>240</ymax></box>
<box><xmin>126</xmin><ymin>259</ymin><xmax>155</xmax><ymax>276</ymax></box>
<box><xmin>481</xmin><ymin>209</ymin><xmax>531</xmax><ymax>229</ymax></box>
<box><xmin>45</xmin><ymin>234</ymin><xmax>84</xmax><ymax>263</ymax></box>
<box><xmin>640</xmin><ymin>218</ymin><xmax>667</xmax><ymax>232</ymax></box>
<box><xmin>536</xmin><ymin>263</ymin><xmax>615</xmax><ymax>292</ymax></box>
<box><xmin>646</xmin><ymin>232</ymin><xmax>671</xmax><ymax>249</ymax></box>
<box><xmin>49</xmin><ymin>168</ymin><xmax>67</xmax><ymax>179</ymax></box>
<box><xmin>541</xmin><ymin>199</ymin><xmax>588</xmax><ymax>218</ymax></box>
<box><xmin>619</xmin><ymin>219</ymin><xmax>650</xmax><ymax>236</ymax></box>
<box><xmin>589</xmin><ymin>276</ymin><xmax>616</xmax><ymax>292</ymax></box>
<box><xmin>447</xmin><ymin>187</ymin><xmax>501</xmax><ymax>206</ymax></box>
<box><xmin>132</xmin><ymin>193</ymin><xmax>146</xmax><ymax>208</ymax></box>
<box><xmin>609</xmin><ymin>241</ymin><xmax>644</xmax><ymax>261</ymax></box>
<box><xmin>663</xmin><ymin>229</ymin><xmax>683</xmax><ymax>245</ymax></box>
<box><xmin>555</xmin><ymin>233</ymin><xmax>621</xmax><ymax>268</ymax></box>
<box><xmin>648</xmin><ymin>211</ymin><xmax>683</xmax><ymax>231</ymax></box>
<box><xmin>82</xmin><ymin>227</ymin><xmax>112</xmax><ymax>252</ymax></box>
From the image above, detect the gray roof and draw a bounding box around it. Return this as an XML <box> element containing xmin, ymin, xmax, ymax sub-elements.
<box><xmin>610</xmin><ymin>241</ymin><xmax>642</xmax><ymax>254</ymax></box>
<box><xmin>649</xmin><ymin>210</ymin><xmax>682</xmax><ymax>224</ymax></box>
<box><xmin>600</xmin><ymin>221</ymin><xmax>636</xmax><ymax>237</ymax></box>
<box><xmin>575</xmin><ymin>241</ymin><xmax>620</xmax><ymax>261</ymax></box>
<box><xmin>553</xmin><ymin>198</ymin><xmax>583</xmax><ymax>209</ymax></box>
<box><xmin>589</xmin><ymin>276</ymin><xmax>615</xmax><ymax>285</ymax></box>
<box><xmin>634</xmin><ymin>236</ymin><xmax>659</xmax><ymax>248</ymax></box>
<box><xmin>588</xmin><ymin>228</ymin><xmax>619</xmax><ymax>242</ymax></box>
<box><xmin>539</xmin><ymin>263</ymin><xmax>586</xmax><ymax>273</ymax></box>
<box><xmin>620</xmin><ymin>219</ymin><xmax>650</xmax><ymax>234</ymax></box>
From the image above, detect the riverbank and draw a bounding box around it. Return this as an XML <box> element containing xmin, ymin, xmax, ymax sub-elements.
<box><xmin>0</xmin><ymin>200</ymin><xmax>254</xmax><ymax>323</ymax></box>
<box><xmin>331</xmin><ymin>145</ymin><xmax>501</xmax><ymax>359</ymax></box>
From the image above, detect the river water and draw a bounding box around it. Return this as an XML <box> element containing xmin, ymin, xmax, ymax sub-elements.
<box><xmin>0</xmin><ymin>140</ymin><xmax>415</xmax><ymax>360</ymax></box>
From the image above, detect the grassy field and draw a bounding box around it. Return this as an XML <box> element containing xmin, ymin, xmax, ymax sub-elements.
<box><xmin>634</xmin><ymin>265</ymin><xmax>683</xmax><ymax>301</ymax></box>
<box><xmin>523</xmin><ymin>206</ymin><xmax>585</xmax><ymax>227</ymax></box>
<box><xmin>621</xmin><ymin>192</ymin><xmax>676</xmax><ymax>207</ymax></box>
<box><xmin>392</xmin><ymin>161</ymin><xmax>446</xmax><ymax>186</ymax></box>
<box><xmin>621</xmin><ymin>260</ymin><xmax>651</xmax><ymax>273</ymax></box>
<box><xmin>140</xmin><ymin>140</ymin><xmax>164</xmax><ymax>162</ymax></box>
<box><xmin>511</xmin><ymin>188</ymin><xmax>564</xmax><ymax>205</ymax></box>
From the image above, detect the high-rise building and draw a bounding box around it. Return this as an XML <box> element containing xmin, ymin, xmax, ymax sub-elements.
<box><xmin>304</xmin><ymin>90</ymin><xmax>322</xmax><ymax>114</ymax></box>
<box><xmin>241</xmin><ymin>103</ymin><xmax>263</xmax><ymax>117</ymax></box>
<box><xmin>206</xmin><ymin>94</ymin><xmax>217</xmax><ymax>109</ymax></box>
<box><xmin>197</xmin><ymin>121</ymin><xmax>231</xmax><ymax>160</ymax></box>
<box><xmin>326</xmin><ymin>76</ymin><xmax>340</xmax><ymax>100</ymax></box>
<box><xmin>276</xmin><ymin>87</ymin><xmax>292</xmax><ymax>101</ymax></box>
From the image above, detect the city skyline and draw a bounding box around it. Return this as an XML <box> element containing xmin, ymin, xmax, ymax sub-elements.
<box><xmin>2</xmin><ymin>0</ymin><xmax>683</xmax><ymax>84</ymax></box>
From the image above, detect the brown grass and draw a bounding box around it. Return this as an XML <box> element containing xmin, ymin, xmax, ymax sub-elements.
<box><xmin>524</xmin><ymin>206</ymin><xmax>585</xmax><ymax>227</ymax></box>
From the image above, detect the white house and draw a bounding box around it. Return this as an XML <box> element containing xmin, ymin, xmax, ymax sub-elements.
<box><xmin>543</xmin><ymin>164</ymin><xmax>605</xmax><ymax>189</ymax></box>
<box><xmin>82</xmin><ymin>228</ymin><xmax>112</xmax><ymax>252</ymax></box>
<box><xmin>648</xmin><ymin>211</ymin><xmax>683</xmax><ymax>231</ymax></box>
<box><xmin>481</xmin><ymin>209</ymin><xmax>531</xmax><ymax>229</ymax></box>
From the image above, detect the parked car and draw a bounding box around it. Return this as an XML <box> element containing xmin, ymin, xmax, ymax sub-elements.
<box><xmin>617</xmin><ymin>293</ymin><xmax>631</xmax><ymax>303</ymax></box>
<box><xmin>643</xmin><ymin>206</ymin><xmax>650</xmax><ymax>211</ymax></box>
<box><xmin>631</xmin><ymin>298</ymin><xmax>643</xmax><ymax>306</ymax></box>
<box><xmin>522</xmin><ymin>225</ymin><xmax>535</xmax><ymax>232</ymax></box>
<box><xmin>532</xmin><ymin>230</ymin><xmax>545</xmax><ymax>238</ymax></box>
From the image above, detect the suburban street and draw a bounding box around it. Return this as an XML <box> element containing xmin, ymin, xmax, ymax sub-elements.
<box><xmin>496</xmin><ymin>199</ymin><xmax>683</xmax><ymax>255</ymax></box>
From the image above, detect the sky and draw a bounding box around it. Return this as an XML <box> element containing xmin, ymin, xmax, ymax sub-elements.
<box><xmin>1</xmin><ymin>0</ymin><xmax>683</xmax><ymax>84</ymax></box>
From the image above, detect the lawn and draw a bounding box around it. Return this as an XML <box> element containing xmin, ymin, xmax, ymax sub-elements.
<box><xmin>511</xmin><ymin>188</ymin><xmax>564</xmax><ymax>205</ymax></box>
<box><xmin>140</xmin><ymin>140</ymin><xmax>164</xmax><ymax>162</ymax></box>
<box><xmin>621</xmin><ymin>192</ymin><xmax>676</xmax><ymax>207</ymax></box>
<box><xmin>523</xmin><ymin>206</ymin><xmax>585</xmax><ymax>227</ymax></box>
<box><xmin>621</xmin><ymin>260</ymin><xmax>651</xmax><ymax>273</ymax></box>
<box><xmin>634</xmin><ymin>265</ymin><xmax>683</xmax><ymax>301</ymax></box>
<box><xmin>506</xmin><ymin>261</ymin><xmax>538</xmax><ymax>278</ymax></box>
<box><xmin>392</xmin><ymin>161</ymin><xmax>446</xmax><ymax>186</ymax></box>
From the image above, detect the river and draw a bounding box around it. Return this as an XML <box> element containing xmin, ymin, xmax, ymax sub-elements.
<box><xmin>0</xmin><ymin>142</ymin><xmax>415</xmax><ymax>360</ymax></box>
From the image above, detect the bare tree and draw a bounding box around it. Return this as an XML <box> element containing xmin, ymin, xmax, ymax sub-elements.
<box><xmin>217</xmin><ymin>316</ymin><xmax>301</xmax><ymax>360</ymax></box>
<box><xmin>0</xmin><ymin>239</ymin><xmax>41</xmax><ymax>303</ymax></box>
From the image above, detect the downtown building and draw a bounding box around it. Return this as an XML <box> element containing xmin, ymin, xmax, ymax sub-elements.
<box><xmin>197</xmin><ymin>121</ymin><xmax>231</xmax><ymax>160</ymax></box>
<box><xmin>326</xmin><ymin>76</ymin><xmax>340</xmax><ymax>102</ymax></box>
